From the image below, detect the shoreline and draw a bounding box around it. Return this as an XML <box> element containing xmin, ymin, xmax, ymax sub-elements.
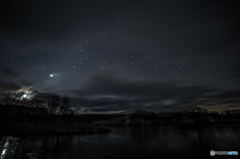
<box><xmin>1</xmin><ymin>122</ymin><xmax>240</xmax><ymax>137</ymax></box>
<box><xmin>0</xmin><ymin>127</ymin><xmax>111</xmax><ymax>137</ymax></box>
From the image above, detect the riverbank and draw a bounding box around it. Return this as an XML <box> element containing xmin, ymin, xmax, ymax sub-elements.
<box><xmin>0</xmin><ymin>113</ymin><xmax>115</xmax><ymax>137</ymax></box>
<box><xmin>0</xmin><ymin>128</ymin><xmax>111</xmax><ymax>137</ymax></box>
<box><xmin>0</xmin><ymin>122</ymin><xmax>111</xmax><ymax>137</ymax></box>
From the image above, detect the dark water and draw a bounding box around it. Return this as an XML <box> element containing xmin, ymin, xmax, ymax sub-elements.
<box><xmin>1</xmin><ymin>125</ymin><xmax>240</xmax><ymax>159</ymax></box>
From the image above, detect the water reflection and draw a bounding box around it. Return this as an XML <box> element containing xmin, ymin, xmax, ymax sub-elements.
<box><xmin>0</xmin><ymin>125</ymin><xmax>240</xmax><ymax>159</ymax></box>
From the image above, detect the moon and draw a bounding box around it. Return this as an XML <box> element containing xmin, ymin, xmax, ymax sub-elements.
<box><xmin>50</xmin><ymin>74</ymin><xmax>53</xmax><ymax>77</ymax></box>
<box><xmin>23</xmin><ymin>94</ymin><xmax>27</xmax><ymax>98</ymax></box>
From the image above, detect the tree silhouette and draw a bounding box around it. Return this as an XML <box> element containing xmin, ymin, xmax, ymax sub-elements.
<box><xmin>185</xmin><ymin>105</ymin><xmax>208</xmax><ymax>123</ymax></box>
<box><xmin>129</xmin><ymin>109</ymin><xmax>158</xmax><ymax>125</ymax></box>
<box><xmin>58</xmin><ymin>97</ymin><xmax>70</xmax><ymax>115</ymax></box>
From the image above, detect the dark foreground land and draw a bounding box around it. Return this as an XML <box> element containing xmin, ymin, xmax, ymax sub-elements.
<box><xmin>1</xmin><ymin>91</ymin><xmax>240</xmax><ymax>137</ymax></box>
<box><xmin>0</xmin><ymin>105</ymin><xmax>113</xmax><ymax>136</ymax></box>
<box><xmin>1</xmin><ymin>104</ymin><xmax>240</xmax><ymax>137</ymax></box>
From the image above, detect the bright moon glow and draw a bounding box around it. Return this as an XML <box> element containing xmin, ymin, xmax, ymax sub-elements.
<box><xmin>23</xmin><ymin>94</ymin><xmax>27</xmax><ymax>98</ymax></box>
<box><xmin>50</xmin><ymin>74</ymin><xmax>53</xmax><ymax>77</ymax></box>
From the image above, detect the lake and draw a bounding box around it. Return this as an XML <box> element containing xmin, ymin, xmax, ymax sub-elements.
<box><xmin>1</xmin><ymin>125</ymin><xmax>240</xmax><ymax>159</ymax></box>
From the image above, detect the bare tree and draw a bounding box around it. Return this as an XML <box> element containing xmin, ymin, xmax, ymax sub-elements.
<box><xmin>185</xmin><ymin>105</ymin><xmax>208</xmax><ymax>122</ymax></box>
<box><xmin>58</xmin><ymin>97</ymin><xmax>70</xmax><ymax>115</ymax></box>
<box><xmin>32</xmin><ymin>93</ymin><xmax>61</xmax><ymax>115</ymax></box>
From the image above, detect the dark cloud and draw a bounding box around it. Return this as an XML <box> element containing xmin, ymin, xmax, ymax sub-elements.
<box><xmin>59</xmin><ymin>74</ymin><xmax>223</xmax><ymax>113</ymax></box>
<box><xmin>1</xmin><ymin>0</ymin><xmax>239</xmax><ymax>64</ymax></box>
<box><xmin>0</xmin><ymin>68</ymin><xmax>32</xmax><ymax>94</ymax></box>
<box><xmin>0</xmin><ymin>68</ymin><xmax>22</xmax><ymax>78</ymax></box>
<box><xmin>0</xmin><ymin>81</ymin><xmax>21</xmax><ymax>94</ymax></box>
<box><xmin>235</xmin><ymin>66</ymin><xmax>240</xmax><ymax>78</ymax></box>
<box><xmin>190</xmin><ymin>89</ymin><xmax>240</xmax><ymax>111</ymax></box>
<box><xmin>0</xmin><ymin>1</ymin><xmax>122</xmax><ymax>53</ymax></box>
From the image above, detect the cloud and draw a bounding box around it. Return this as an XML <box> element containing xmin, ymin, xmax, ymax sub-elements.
<box><xmin>0</xmin><ymin>1</ymin><xmax>118</xmax><ymax>54</ymax></box>
<box><xmin>0</xmin><ymin>68</ymin><xmax>22</xmax><ymax>78</ymax></box>
<box><xmin>1</xmin><ymin>0</ymin><xmax>239</xmax><ymax>65</ymax></box>
<box><xmin>59</xmin><ymin>74</ymin><xmax>223</xmax><ymax>113</ymax></box>
<box><xmin>0</xmin><ymin>81</ymin><xmax>21</xmax><ymax>94</ymax></box>
<box><xmin>187</xmin><ymin>89</ymin><xmax>240</xmax><ymax>112</ymax></box>
<box><xmin>2</xmin><ymin>71</ymin><xmax>238</xmax><ymax>113</ymax></box>
<box><xmin>0</xmin><ymin>68</ymin><xmax>32</xmax><ymax>94</ymax></box>
<box><xmin>235</xmin><ymin>66</ymin><xmax>240</xmax><ymax>78</ymax></box>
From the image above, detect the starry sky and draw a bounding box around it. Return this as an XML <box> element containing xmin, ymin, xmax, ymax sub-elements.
<box><xmin>0</xmin><ymin>0</ymin><xmax>240</xmax><ymax>114</ymax></box>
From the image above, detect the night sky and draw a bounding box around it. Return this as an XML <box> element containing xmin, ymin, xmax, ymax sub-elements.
<box><xmin>0</xmin><ymin>0</ymin><xmax>240</xmax><ymax>114</ymax></box>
